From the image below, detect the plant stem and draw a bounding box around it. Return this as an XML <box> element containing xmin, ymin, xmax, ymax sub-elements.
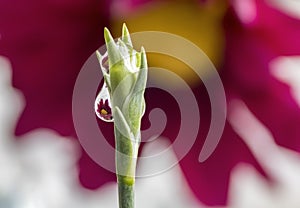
<box><xmin>96</xmin><ymin>24</ymin><xmax>147</xmax><ymax>208</ymax></box>
<box><xmin>115</xmin><ymin>127</ymin><xmax>137</xmax><ymax>208</ymax></box>
<box><xmin>117</xmin><ymin>176</ymin><xmax>135</xmax><ymax>208</ymax></box>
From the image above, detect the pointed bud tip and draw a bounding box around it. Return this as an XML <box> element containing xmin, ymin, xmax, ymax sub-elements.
<box><xmin>95</xmin><ymin>50</ymin><xmax>102</xmax><ymax>61</ymax></box>
<box><xmin>104</xmin><ymin>27</ymin><xmax>115</xmax><ymax>44</ymax></box>
<box><xmin>103</xmin><ymin>27</ymin><xmax>121</xmax><ymax>65</ymax></box>
<box><xmin>122</xmin><ymin>23</ymin><xmax>129</xmax><ymax>36</ymax></box>
<box><xmin>140</xmin><ymin>46</ymin><xmax>147</xmax><ymax>68</ymax></box>
<box><xmin>122</xmin><ymin>23</ymin><xmax>132</xmax><ymax>47</ymax></box>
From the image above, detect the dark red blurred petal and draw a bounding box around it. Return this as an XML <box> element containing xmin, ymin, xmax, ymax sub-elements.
<box><xmin>176</xmin><ymin>0</ymin><xmax>300</xmax><ymax>205</ymax></box>
<box><xmin>223</xmin><ymin>0</ymin><xmax>300</xmax><ymax>152</ymax></box>
<box><xmin>178</xmin><ymin>84</ymin><xmax>268</xmax><ymax>205</ymax></box>
<box><xmin>0</xmin><ymin>0</ymin><xmax>109</xmax><ymax>136</ymax></box>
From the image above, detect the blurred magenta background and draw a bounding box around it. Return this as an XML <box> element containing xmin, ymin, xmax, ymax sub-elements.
<box><xmin>0</xmin><ymin>0</ymin><xmax>300</xmax><ymax>206</ymax></box>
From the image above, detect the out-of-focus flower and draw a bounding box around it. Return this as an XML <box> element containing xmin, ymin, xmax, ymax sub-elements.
<box><xmin>1</xmin><ymin>0</ymin><xmax>300</xmax><ymax>207</ymax></box>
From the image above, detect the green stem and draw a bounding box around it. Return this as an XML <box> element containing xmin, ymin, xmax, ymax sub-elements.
<box><xmin>118</xmin><ymin>176</ymin><xmax>135</xmax><ymax>208</ymax></box>
<box><xmin>98</xmin><ymin>24</ymin><xmax>146</xmax><ymax>208</ymax></box>
<box><xmin>115</xmin><ymin>127</ymin><xmax>137</xmax><ymax>208</ymax></box>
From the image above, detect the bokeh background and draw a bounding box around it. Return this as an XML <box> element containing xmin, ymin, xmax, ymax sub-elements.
<box><xmin>1</xmin><ymin>0</ymin><xmax>300</xmax><ymax>207</ymax></box>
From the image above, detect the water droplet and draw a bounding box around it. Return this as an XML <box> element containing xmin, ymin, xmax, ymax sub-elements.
<box><xmin>94</xmin><ymin>82</ymin><xmax>113</xmax><ymax>122</ymax></box>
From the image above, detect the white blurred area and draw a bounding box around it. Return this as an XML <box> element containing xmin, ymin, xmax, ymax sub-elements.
<box><xmin>267</xmin><ymin>0</ymin><xmax>300</xmax><ymax>19</ymax></box>
<box><xmin>228</xmin><ymin>100</ymin><xmax>300</xmax><ymax>208</ymax></box>
<box><xmin>1</xmin><ymin>51</ymin><xmax>300</xmax><ymax>208</ymax></box>
<box><xmin>233</xmin><ymin>0</ymin><xmax>300</xmax><ymax>25</ymax></box>
<box><xmin>270</xmin><ymin>56</ymin><xmax>300</xmax><ymax>108</ymax></box>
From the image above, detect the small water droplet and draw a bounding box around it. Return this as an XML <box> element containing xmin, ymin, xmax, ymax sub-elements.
<box><xmin>100</xmin><ymin>52</ymin><xmax>109</xmax><ymax>74</ymax></box>
<box><xmin>94</xmin><ymin>82</ymin><xmax>113</xmax><ymax>122</ymax></box>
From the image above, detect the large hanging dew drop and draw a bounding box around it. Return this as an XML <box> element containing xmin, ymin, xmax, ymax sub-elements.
<box><xmin>94</xmin><ymin>82</ymin><xmax>114</xmax><ymax>122</ymax></box>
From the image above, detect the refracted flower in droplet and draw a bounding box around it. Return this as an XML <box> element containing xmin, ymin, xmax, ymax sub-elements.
<box><xmin>94</xmin><ymin>82</ymin><xmax>113</xmax><ymax>122</ymax></box>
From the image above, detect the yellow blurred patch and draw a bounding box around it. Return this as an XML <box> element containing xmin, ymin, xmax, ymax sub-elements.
<box><xmin>111</xmin><ymin>0</ymin><xmax>227</xmax><ymax>87</ymax></box>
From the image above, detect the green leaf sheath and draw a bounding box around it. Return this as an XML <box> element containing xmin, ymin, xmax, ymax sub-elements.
<box><xmin>127</xmin><ymin>92</ymin><xmax>145</xmax><ymax>136</ymax></box>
